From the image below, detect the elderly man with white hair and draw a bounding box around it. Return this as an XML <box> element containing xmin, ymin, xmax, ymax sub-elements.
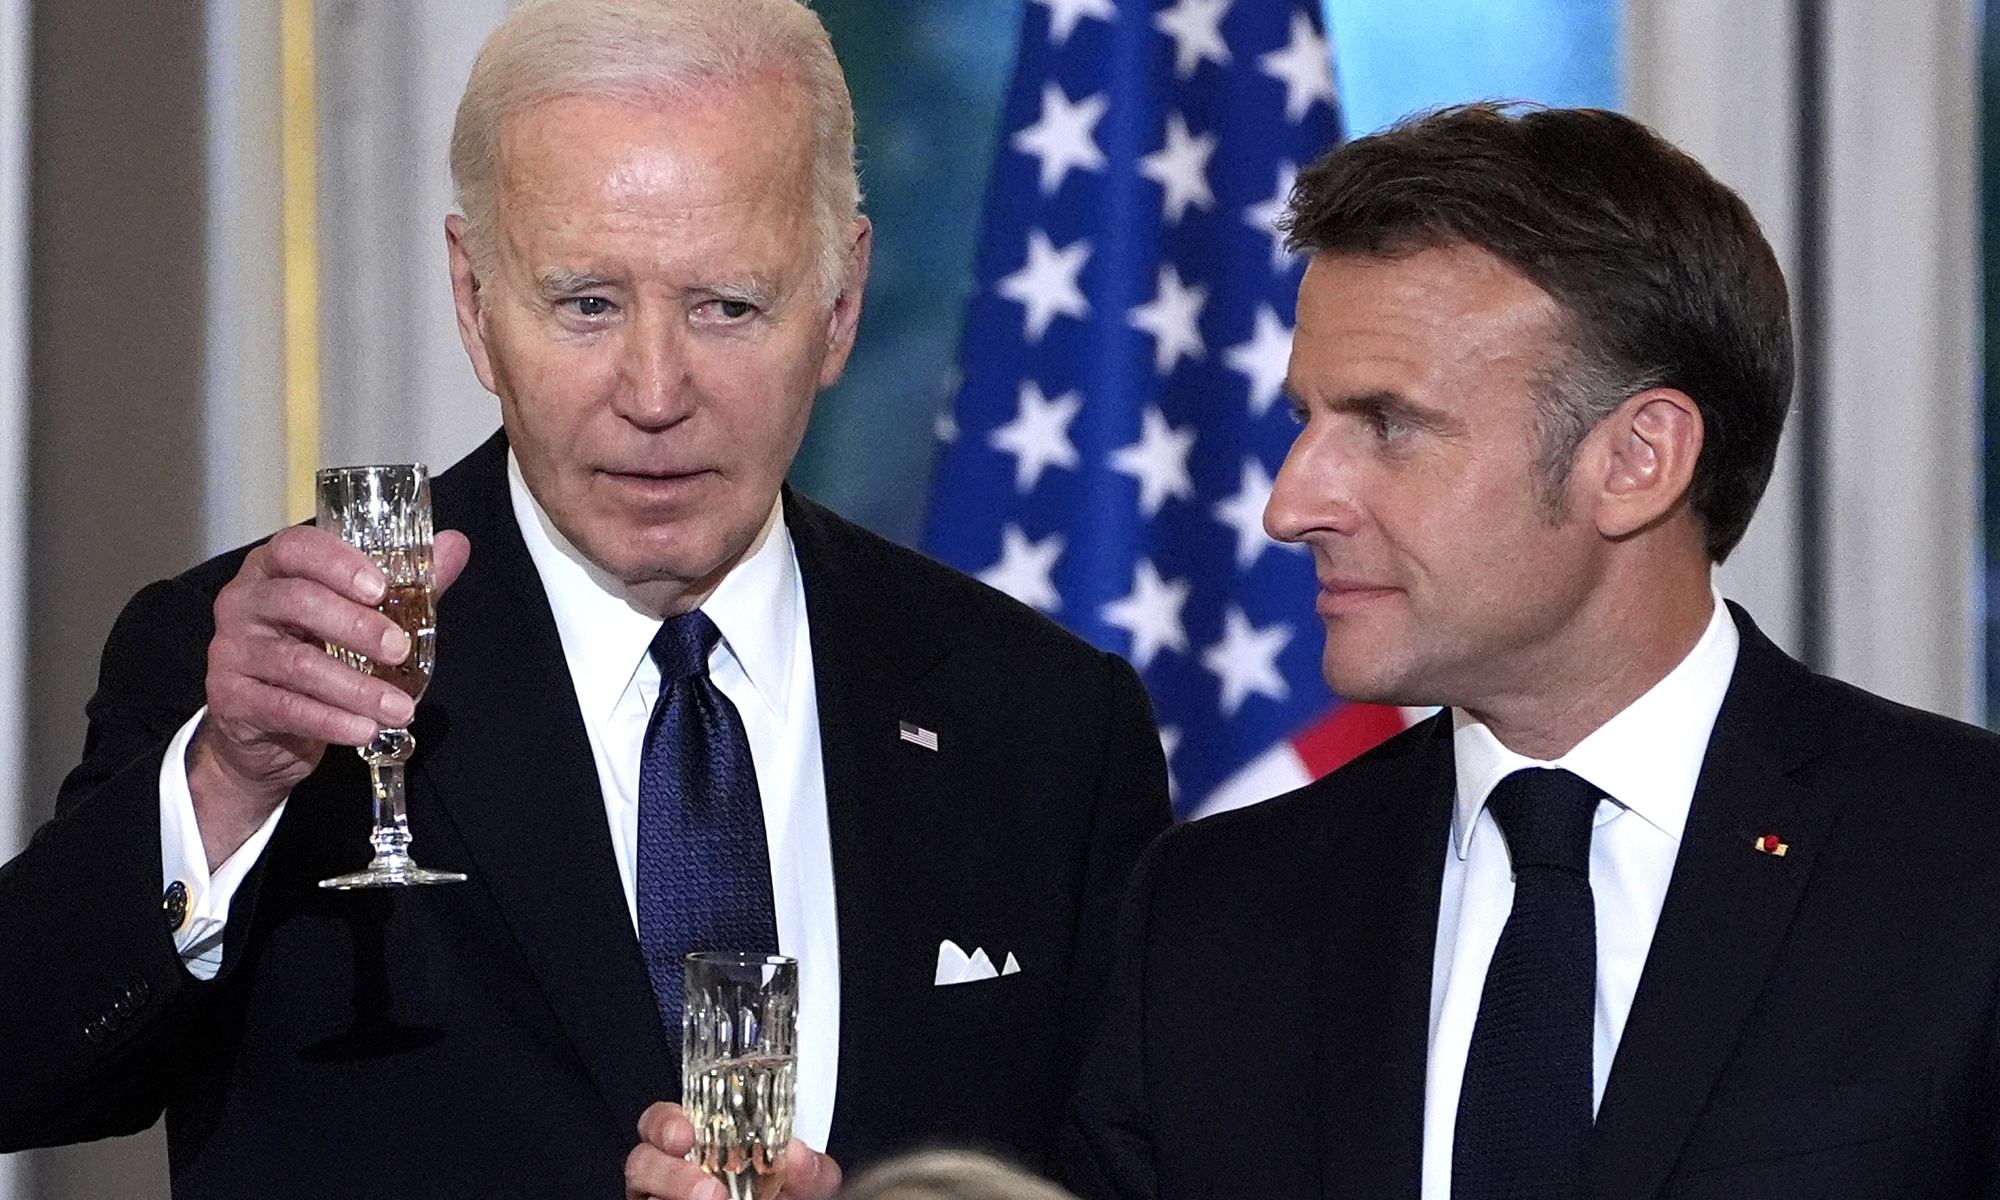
<box><xmin>0</xmin><ymin>2</ymin><xmax>1169</xmax><ymax>1196</ymax></box>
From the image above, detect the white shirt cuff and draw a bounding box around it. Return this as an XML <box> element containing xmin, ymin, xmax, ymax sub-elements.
<box><xmin>159</xmin><ymin>707</ymin><xmax>288</xmax><ymax>980</ymax></box>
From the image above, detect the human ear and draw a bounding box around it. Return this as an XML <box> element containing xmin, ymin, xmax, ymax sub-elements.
<box><xmin>818</xmin><ymin>217</ymin><xmax>873</xmax><ymax>389</ymax></box>
<box><xmin>1591</xmin><ymin>387</ymin><xmax>1703</xmax><ymax>539</ymax></box>
<box><xmin>445</xmin><ymin>214</ymin><xmax>501</xmax><ymax>397</ymax></box>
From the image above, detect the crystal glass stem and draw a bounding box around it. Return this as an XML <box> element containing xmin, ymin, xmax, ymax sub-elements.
<box><xmin>362</xmin><ymin>729</ymin><xmax>416</xmax><ymax>873</ymax></box>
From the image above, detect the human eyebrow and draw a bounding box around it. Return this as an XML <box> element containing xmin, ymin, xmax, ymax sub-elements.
<box><xmin>1329</xmin><ymin>389</ymin><xmax>1455</xmax><ymax>435</ymax></box>
<box><xmin>702</xmin><ymin>277</ymin><xmax>780</xmax><ymax>309</ymax></box>
<box><xmin>535</xmin><ymin>269</ymin><xmax>618</xmax><ymax>297</ymax></box>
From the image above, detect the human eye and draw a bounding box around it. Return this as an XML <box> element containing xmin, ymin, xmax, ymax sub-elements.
<box><xmin>694</xmin><ymin>295</ymin><xmax>759</xmax><ymax>324</ymax></box>
<box><xmin>564</xmin><ymin>295</ymin><xmax>615</xmax><ymax>318</ymax></box>
<box><xmin>1368</xmin><ymin>406</ymin><xmax>1410</xmax><ymax>442</ymax></box>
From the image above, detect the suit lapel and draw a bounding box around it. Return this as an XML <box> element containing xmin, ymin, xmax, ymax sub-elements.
<box><xmin>1587</xmin><ymin>611</ymin><xmax>1835</xmax><ymax>1200</ymax></box>
<box><xmin>1316</xmin><ymin>714</ymin><xmax>1455</xmax><ymax>1199</ymax></box>
<box><xmin>784</xmin><ymin>493</ymin><xmax>959</xmax><ymax>1160</ymax></box>
<box><xmin>412</xmin><ymin>435</ymin><xmax>674</xmax><ymax>1127</ymax></box>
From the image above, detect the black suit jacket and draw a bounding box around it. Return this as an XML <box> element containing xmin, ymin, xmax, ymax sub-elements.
<box><xmin>1064</xmin><ymin>607</ymin><xmax>2000</xmax><ymax>1200</ymax></box>
<box><xmin>0</xmin><ymin>432</ymin><xmax>1171</xmax><ymax>1197</ymax></box>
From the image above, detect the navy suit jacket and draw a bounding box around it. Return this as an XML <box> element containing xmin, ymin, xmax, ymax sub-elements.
<box><xmin>1064</xmin><ymin>607</ymin><xmax>2000</xmax><ymax>1200</ymax></box>
<box><xmin>0</xmin><ymin>432</ymin><xmax>1171</xmax><ymax>1197</ymax></box>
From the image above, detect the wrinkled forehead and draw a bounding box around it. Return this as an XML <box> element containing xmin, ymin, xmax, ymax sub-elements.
<box><xmin>491</xmin><ymin>76</ymin><xmax>816</xmax><ymax>217</ymax></box>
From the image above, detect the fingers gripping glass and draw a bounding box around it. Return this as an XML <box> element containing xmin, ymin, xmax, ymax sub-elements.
<box><xmin>315</xmin><ymin>464</ymin><xmax>466</xmax><ymax>889</ymax></box>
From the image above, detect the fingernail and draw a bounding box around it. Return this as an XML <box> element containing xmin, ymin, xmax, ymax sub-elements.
<box><xmin>353</xmin><ymin>566</ymin><xmax>385</xmax><ymax>602</ymax></box>
<box><xmin>380</xmin><ymin>691</ymin><xmax>414</xmax><ymax>725</ymax></box>
<box><xmin>381</xmin><ymin>626</ymin><xmax>410</xmax><ymax>662</ymax></box>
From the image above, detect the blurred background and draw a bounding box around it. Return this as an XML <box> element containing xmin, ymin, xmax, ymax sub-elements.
<box><xmin>0</xmin><ymin>0</ymin><xmax>1982</xmax><ymax>1194</ymax></box>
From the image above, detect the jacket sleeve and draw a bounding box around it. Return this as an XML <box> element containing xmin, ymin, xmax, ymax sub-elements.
<box><xmin>1057</xmin><ymin>652</ymin><xmax>1171</xmax><ymax>1073</ymax></box>
<box><xmin>1060</xmin><ymin>823</ymin><xmax>1170</xmax><ymax>1200</ymax></box>
<box><xmin>0</xmin><ymin>573</ymin><xmax>226</xmax><ymax>1149</ymax></box>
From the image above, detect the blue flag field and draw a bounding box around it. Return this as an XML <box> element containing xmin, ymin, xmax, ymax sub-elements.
<box><xmin>924</xmin><ymin>0</ymin><xmax>1407</xmax><ymax>818</ymax></box>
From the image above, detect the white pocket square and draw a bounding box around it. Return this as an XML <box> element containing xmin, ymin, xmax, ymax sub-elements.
<box><xmin>934</xmin><ymin>939</ymin><xmax>1023</xmax><ymax>985</ymax></box>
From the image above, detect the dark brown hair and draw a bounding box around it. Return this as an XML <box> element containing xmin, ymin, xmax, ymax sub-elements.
<box><xmin>1282</xmin><ymin>102</ymin><xmax>1792</xmax><ymax>561</ymax></box>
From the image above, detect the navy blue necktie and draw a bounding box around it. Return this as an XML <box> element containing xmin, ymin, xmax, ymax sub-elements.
<box><xmin>1453</xmin><ymin>767</ymin><xmax>1602</xmax><ymax>1200</ymax></box>
<box><xmin>634</xmin><ymin>610</ymin><xmax>778</xmax><ymax>1077</ymax></box>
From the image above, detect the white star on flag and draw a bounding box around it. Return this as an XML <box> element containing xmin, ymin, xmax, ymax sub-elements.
<box><xmin>1033</xmin><ymin>0</ymin><xmax>1116</xmax><ymax>45</ymax></box>
<box><xmin>1259</xmin><ymin>11</ymin><xmax>1337</xmax><ymax>122</ymax></box>
<box><xmin>988</xmin><ymin>381</ymin><xmax>1083</xmax><ymax>492</ymax></box>
<box><xmin>1139</xmin><ymin>112</ymin><xmax>1218</xmax><ymax>225</ymax></box>
<box><xmin>997</xmin><ymin>229</ymin><xmax>1092</xmax><ymax>342</ymax></box>
<box><xmin>1101</xmin><ymin>559</ymin><xmax>1193</xmax><ymax>669</ymax></box>
<box><xmin>1201</xmin><ymin>605</ymin><xmax>1293</xmax><ymax>716</ymax></box>
<box><xmin>1212</xmin><ymin>457</ymin><xmax>1290</xmax><ymax>568</ymax></box>
<box><xmin>1153</xmin><ymin>0</ymin><xmax>1234</xmax><ymax>79</ymax></box>
<box><xmin>1111</xmin><ymin>406</ymin><xmax>1197</xmax><ymax>516</ymax></box>
<box><xmin>1011</xmin><ymin>82</ymin><xmax>1110</xmax><ymax>195</ymax></box>
<box><xmin>978</xmin><ymin>524</ymin><xmax>1066</xmax><ymax>612</ymax></box>
<box><xmin>1128</xmin><ymin>264</ymin><xmax>1208</xmax><ymax>376</ymax></box>
<box><xmin>1243</xmin><ymin>162</ymin><xmax>1299</xmax><ymax>272</ymax></box>
<box><xmin>927</xmin><ymin>0</ymin><xmax>1356</xmax><ymax>816</ymax></box>
<box><xmin>1224</xmin><ymin>303</ymin><xmax>1293</xmax><ymax>417</ymax></box>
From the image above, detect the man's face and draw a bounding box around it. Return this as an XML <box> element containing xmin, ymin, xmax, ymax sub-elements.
<box><xmin>1265</xmin><ymin>243</ymin><xmax>1610</xmax><ymax>711</ymax></box>
<box><xmin>449</xmin><ymin>75</ymin><xmax>866</xmax><ymax>601</ymax></box>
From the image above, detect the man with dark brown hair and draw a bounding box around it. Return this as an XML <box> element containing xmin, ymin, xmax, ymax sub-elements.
<box><xmin>1062</xmin><ymin>103</ymin><xmax>2000</xmax><ymax>1200</ymax></box>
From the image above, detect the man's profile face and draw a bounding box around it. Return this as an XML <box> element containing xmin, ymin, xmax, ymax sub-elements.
<box><xmin>450</xmin><ymin>73</ymin><xmax>864</xmax><ymax>601</ymax></box>
<box><xmin>1265</xmin><ymin>242</ymin><xmax>1610</xmax><ymax>711</ymax></box>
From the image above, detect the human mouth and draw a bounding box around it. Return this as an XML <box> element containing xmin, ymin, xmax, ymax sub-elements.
<box><xmin>1315</xmin><ymin>576</ymin><xmax>1401</xmax><ymax>616</ymax></box>
<box><xmin>598</xmin><ymin>467</ymin><xmax>713</xmax><ymax>500</ymax></box>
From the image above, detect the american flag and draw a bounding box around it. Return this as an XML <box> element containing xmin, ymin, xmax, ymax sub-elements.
<box><xmin>923</xmin><ymin>0</ymin><xmax>1406</xmax><ymax>819</ymax></box>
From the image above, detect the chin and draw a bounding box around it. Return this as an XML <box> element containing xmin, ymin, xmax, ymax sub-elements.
<box><xmin>1320</xmin><ymin>649</ymin><xmax>1419</xmax><ymax>708</ymax></box>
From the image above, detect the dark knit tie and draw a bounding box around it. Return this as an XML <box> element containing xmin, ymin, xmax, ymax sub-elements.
<box><xmin>634</xmin><ymin>610</ymin><xmax>778</xmax><ymax>1081</ymax></box>
<box><xmin>1453</xmin><ymin>767</ymin><xmax>1602</xmax><ymax>1200</ymax></box>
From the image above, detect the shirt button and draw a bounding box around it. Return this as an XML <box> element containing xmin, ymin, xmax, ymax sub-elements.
<box><xmin>162</xmin><ymin>880</ymin><xmax>190</xmax><ymax>932</ymax></box>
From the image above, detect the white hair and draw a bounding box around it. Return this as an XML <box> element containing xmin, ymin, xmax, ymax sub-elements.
<box><xmin>449</xmin><ymin>0</ymin><xmax>861</xmax><ymax>300</ymax></box>
<box><xmin>839</xmin><ymin>1151</ymin><xmax>1082</xmax><ymax>1200</ymax></box>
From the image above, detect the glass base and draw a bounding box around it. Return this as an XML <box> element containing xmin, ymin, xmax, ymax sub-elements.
<box><xmin>319</xmin><ymin>858</ymin><xmax>467</xmax><ymax>889</ymax></box>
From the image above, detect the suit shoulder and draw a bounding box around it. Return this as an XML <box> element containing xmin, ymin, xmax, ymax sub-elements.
<box><xmin>786</xmin><ymin>490</ymin><xmax>1117</xmax><ymax>669</ymax></box>
<box><xmin>1797</xmin><ymin>668</ymin><xmax>2000</xmax><ymax>768</ymax></box>
<box><xmin>1154</xmin><ymin>715</ymin><xmax>1447</xmax><ymax>873</ymax></box>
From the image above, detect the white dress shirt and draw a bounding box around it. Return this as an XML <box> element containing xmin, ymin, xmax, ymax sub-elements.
<box><xmin>159</xmin><ymin>453</ymin><xmax>841</xmax><ymax>1150</ymax></box>
<box><xmin>1419</xmin><ymin>591</ymin><xmax>1739</xmax><ymax>1200</ymax></box>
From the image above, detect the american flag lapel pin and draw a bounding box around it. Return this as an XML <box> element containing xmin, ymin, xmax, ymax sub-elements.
<box><xmin>1753</xmin><ymin>834</ymin><xmax>1789</xmax><ymax>857</ymax></box>
<box><xmin>899</xmin><ymin>721</ymin><xmax>940</xmax><ymax>752</ymax></box>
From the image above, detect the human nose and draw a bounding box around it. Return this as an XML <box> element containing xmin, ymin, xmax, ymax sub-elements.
<box><xmin>1265</xmin><ymin>423</ymin><xmax>1359</xmax><ymax>544</ymax></box>
<box><xmin>614</xmin><ymin>312</ymin><xmax>697</xmax><ymax>429</ymax></box>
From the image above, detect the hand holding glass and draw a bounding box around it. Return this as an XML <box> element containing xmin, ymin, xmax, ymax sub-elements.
<box><xmin>683</xmin><ymin>952</ymin><xmax>799</xmax><ymax>1200</ymax></box>
<box><xmin>315</xmin><ymin>463</ymin><xmax>466</xmax><ymax>889</ymax></box>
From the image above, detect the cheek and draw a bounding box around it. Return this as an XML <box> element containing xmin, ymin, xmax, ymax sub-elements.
<box><xmin>490</xmin><ymin>331</ymin><xmax>616</xmax><ymax>429</ymax></box>
<box><xmin>697</xmin><ymin>342</ymin><xmax>820</xmax><ymax>442</ymax></box>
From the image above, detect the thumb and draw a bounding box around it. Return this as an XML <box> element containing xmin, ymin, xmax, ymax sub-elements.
<box><xmin>782</xmin><ymin>1141</ymin><xmax>842</xmax><ymax>1199</ymax></box>
<box><xmin>433</xmin><ymin>530</ymin><xmax>473</xmax><ymax>594</ymax></box>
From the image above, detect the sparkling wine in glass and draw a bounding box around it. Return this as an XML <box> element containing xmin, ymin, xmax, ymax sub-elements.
<box><xmin>683</xmin><ymin>953</ymin><xmax>799</xmax><ymax>1200</ymax></box>
<box><xmin>315</xmin><ymin>463</ymin><xmax>466</xmax><ymax>890</ymax></box>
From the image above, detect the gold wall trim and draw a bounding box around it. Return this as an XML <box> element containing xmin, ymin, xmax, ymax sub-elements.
<box><xmin>281</xmin><ymin>0</ymin><xmax>319</xmax><ymax>521</ymax></box>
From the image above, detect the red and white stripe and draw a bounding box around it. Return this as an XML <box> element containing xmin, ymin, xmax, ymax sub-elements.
<box><xmin>1189</xmin><ymin>704</ymin><xmax>1431</xmax><ymax>820</ymax></box>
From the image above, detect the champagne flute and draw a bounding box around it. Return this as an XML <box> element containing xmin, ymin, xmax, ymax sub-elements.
<box><xmin>315</xmin><ymin>463</ymin><xmax>467</xmax><ymax>890</ymax></box>
<box><xmin>683</xmin><ymin>953</ymin><xmax>799</xmax><ymax>1200</ymax></box>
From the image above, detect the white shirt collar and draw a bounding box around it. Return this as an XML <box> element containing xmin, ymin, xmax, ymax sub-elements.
<box><xmin>506</xmin><ymin>450</ymin><xmax>800</xmax><ymax>725</ymax></box>
<box><xmin>1449</xmin><ymin>587</ymin><xmax>1741</xmax><ymax>858</ymax></box>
